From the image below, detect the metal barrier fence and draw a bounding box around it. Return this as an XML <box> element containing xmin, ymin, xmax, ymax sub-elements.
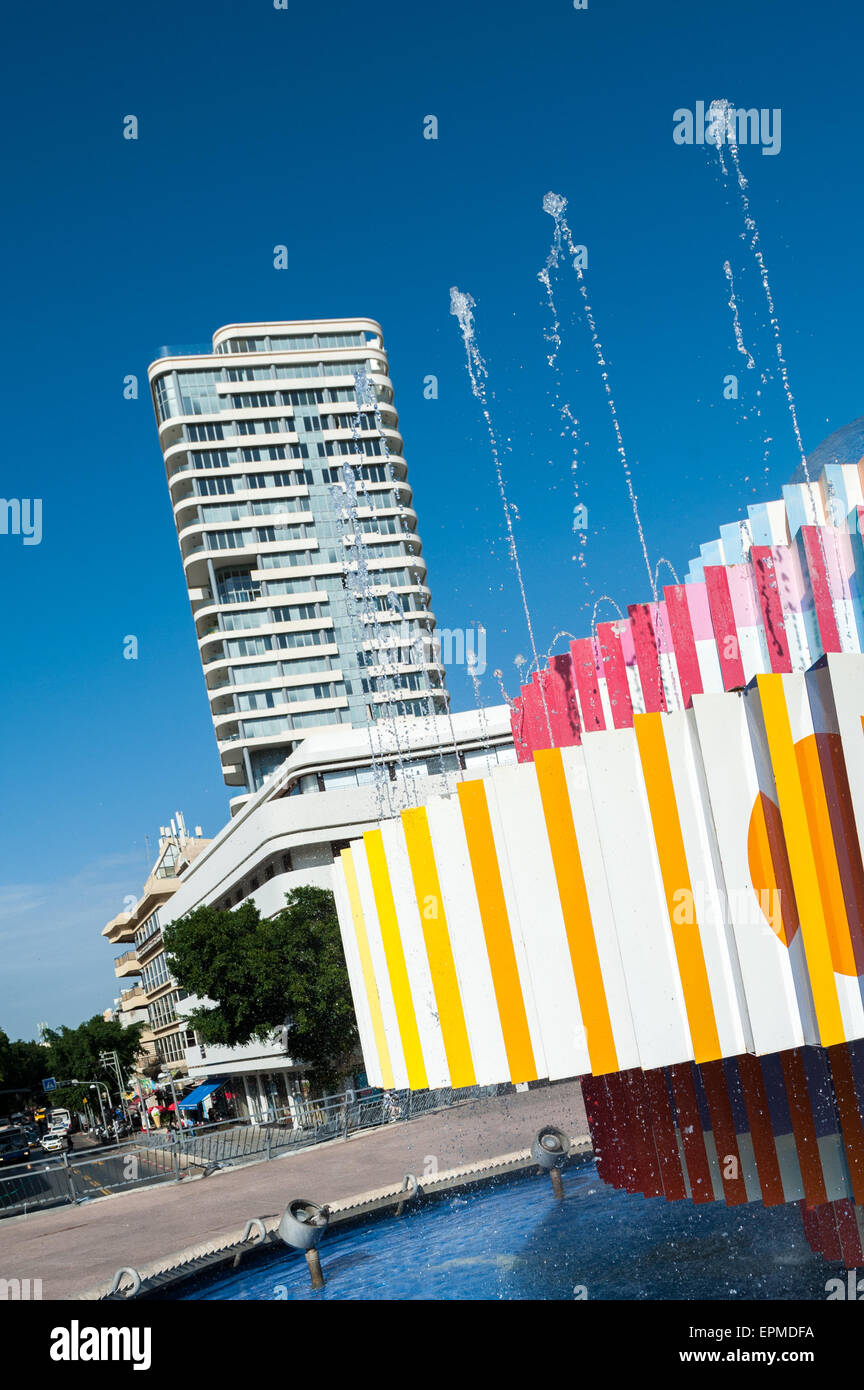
<box><xmin>0</xmin><ymin>1142</ymin><xmax>182</xmax><ymax>1218</ymax></box>
<box><xmin>0</xmin><ymin>1083</ymin><xmax>504</xmax><ymax>1218</ymax></box>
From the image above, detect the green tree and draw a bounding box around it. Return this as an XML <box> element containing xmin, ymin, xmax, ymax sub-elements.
<box><xmin>0</xmin><ymin>1029</ymin><xmax>46</xmax><ymax>1106</ymax></box>
<box><xmin>41</xmin><ymin>1016</ymin><xmax>144</xmax><ymax>1113</ymax></box>
<box><xmin>164</xmin><ymin>886</ymin><xmax>358</xmax><ymax>1092</ymax></box>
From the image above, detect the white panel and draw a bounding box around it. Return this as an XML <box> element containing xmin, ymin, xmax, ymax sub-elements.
<box><xmin>581</xmin><ymin>728</ymin><xmax>694</xmax><ymax>1070</ymax></box>
<box><xmin>424</xmin><ymin>796</ymin><xmax>510</xmax><ymax>1086</ymax></box>
<box><xmin>690</xmin><ymin>692</ymin><xmax>806</xmax><ymax>1055</ymax></box>
<box><xmin>349</xmin><ymin>839</ymin><xmax>409</xmax><ymax>1090</ymax></box>
<box><xmin>379</xmin><ymin>821</ymin><xmax>450</xmax><ymax>1088</ymax></box>
<box><xmin>559</xmin><ymin>744</ymin><xmax>640</xmax><ymax>1071</ymax></box>
<box><xmin>827</xmin><ymin>653</ymin><xmax>864</xmax><ymax>866</ymax></box>
<box><xmin>480</xmin><ymin>773</ymin><xmax>550</xmax><ymax>1080</ymax></box>
<box><xmin>694</xmin><ymin>637</ymin><xmax>724</xmax><ymax>695</ymax></box>
<box><xmin>485</xmin><ymin>763</ymin><xmax>590</xmax><ymax>1080</ymax></box>
<box><xmin>332</xmin><ymin>862</ymin><xmax>381</xmax><ymax>1087</ymax></box>
<box><xmin>661</xmin><ymin>710</ymin><xmax>751</xmax><ymax>1058</ymax></box>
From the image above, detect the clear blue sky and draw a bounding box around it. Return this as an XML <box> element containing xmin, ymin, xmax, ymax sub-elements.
<box><xmin>1</xmin><ymin>0</ymin><xmax>861</xmax><ymax>1039</ymax></box>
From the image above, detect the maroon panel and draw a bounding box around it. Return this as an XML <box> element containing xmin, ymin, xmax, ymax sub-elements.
<box><xmin>642</xmin><ymin>1067</ymin><xmax>688</xmax><ymax>1201</ymax></box>
<box><xmin>669</xmin><ymin>1064</ymin><xmax>715</xmax><ymax>1204</ymax></box>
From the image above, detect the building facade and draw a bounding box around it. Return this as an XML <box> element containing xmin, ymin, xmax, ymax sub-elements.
<box><xmin>147</xmin><ymin>319</ymin><xmax>448</xmax><ymax>809</ymax></box>
<box><xmin>102</xmin><ymin>815</ymin><xmax>211</xmax><ymax>1078</ymax></box>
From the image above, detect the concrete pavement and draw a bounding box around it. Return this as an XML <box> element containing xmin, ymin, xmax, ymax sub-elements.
<box><xmin>0</xmin><ymin>1081</ymin><xmax>588</xmax><ymax>1300</ymax></box>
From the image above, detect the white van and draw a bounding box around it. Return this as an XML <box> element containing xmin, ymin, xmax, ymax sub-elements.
<box><xmin>49</xmin><ymin>1108</ymin><xmax>71</xmax><ymax>1133</ymax></box>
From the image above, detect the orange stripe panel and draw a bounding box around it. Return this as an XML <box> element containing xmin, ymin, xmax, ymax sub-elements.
<box><xmin>456</xmin><ymin>780</ymin><xmax>537</xmax><ymax>1083</ymax></box>
<box><xmin>634</xmin><ymin>714</ymin><xmax>721</xmax><ymax>1063</ymax></box>
<box><xmin>533</xmin><ymin>748</ymin><xmax>618</xmax><ymax>1075</ymax></box>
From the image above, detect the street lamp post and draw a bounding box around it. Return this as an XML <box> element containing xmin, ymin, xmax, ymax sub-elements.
<box><xmin>89</xmin><ymin>1083</ymin><xmax>108</xmax><ymax>1135</ymax></box>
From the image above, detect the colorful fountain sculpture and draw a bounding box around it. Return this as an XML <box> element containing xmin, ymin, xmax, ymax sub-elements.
<box><xmin>332</xmin><ymin>421</ymin><xmax>864</xmax><ymax>1266</ymax></box>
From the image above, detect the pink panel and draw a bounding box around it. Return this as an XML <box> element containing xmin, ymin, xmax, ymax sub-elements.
<box><xmin>683</xmin><ymin>581</ymin><xmax>714</xmax><ymax>642</ymax></box>
<box><xmin>726</xmin><ymin>563</ymin><xmax>761</xmax><ymax>629</ymax></box>
<box><xmin>570</xmin><ymin>637</ymin><xmax>606</xmax><ymax>733</ymax></box>
<box><xmin>750</xmin><ymin>546</ymin><xmax>793</xmax><ymax>674</ymax></box>
<box><xmin>663</xmin><ymin>584</ymin><xmax>703</xmax><ymax>708</ymax></box>
<box><xmin>628</xmin><ymin>604</ymin><xmax>666</xmax><ymax>713</ymax></box>
<box><xmin>802</xmin><ymin>526</ymin><xmax>842</xmax><ymax>654</ymax></box>
<box><xmin>649</xmin><ymin>601</ymin><xmax>675</xmax><ymax>654</ymax></box>
<box><xmin>704</xmin><ymin>565</ymin><xmax>747</xmax><ymax>689</ymax></box>
<box><xmin>596</xmin><ymin>621</ymin><xmax>634</xmax><ymax>729</ymax></box>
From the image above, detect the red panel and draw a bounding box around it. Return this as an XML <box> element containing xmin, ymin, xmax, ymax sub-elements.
<box><xmin>663</xmin><ymin>585</ymin><xmax>703</xmax><ymax>709</ymax></box>
<box><xmin>700</xmin><ymin>1060</ymin><xmax>748</xmax><ymax>1206</ymax></box>
<box><xmin>668</xmin><ymin>1064</ymin><xmax>715</xmax><ymax>1203</ymax></box>
<box><xmin>596</xmin><ymin>621</ymin><xmax>634</xmax><ymax>729</ymax></box>
<box><xmin>537</xmin><ymin>655</ymin><xmax>581</xmax><ymax>749</ymax></box>
<box><xmin>704</xmin><ymin>566</ymin><xmax>747</xmax><ymax>689</ymax></box>
<box><xmin>750</xmin><ymin>546</ymin><xmax>793</xmax><ymax>673</ymax></box>
<box><xmin>570</xmin><ymin>638</ymin><xmax>606</xmax><ymax>733</ymax></box>
<box><xmin>509</xmin><ymin>700</ymin><xmax>532</xmax><ymax>764</ymax></box>
<box><xmin>518</xmin><ymin>681</ymin><xmax>550</xmax><ymax>756</ymax></box>
<box><xmin>642</xmin><ymin>1068</ymin><xmax>687</xmax><ymax>1201</ymax></box>
<box><xmin>780</xmin><ymin>1049</ymin><xmax>828</xmax><ymax>1208</ymax></box>
<box><xmin>627</xmin><ymin>603</ymin><xmax>667</xmax><ymax>713</ymax></box>
<box><xmin>801</xmin><ymin>526</ymin><xmax>842</xmax><ymax>655</ymax></box>
<box><xmin>736</xmin><ymin>1055</ymin><xmax>786</xmax><ymax>1207</ymax></box>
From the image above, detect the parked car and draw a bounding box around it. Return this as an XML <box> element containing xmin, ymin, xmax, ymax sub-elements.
<box><xmin>0</xmin><ymin>1126</ymin><xmax>31</xmax><ymax>1166</ymax></box>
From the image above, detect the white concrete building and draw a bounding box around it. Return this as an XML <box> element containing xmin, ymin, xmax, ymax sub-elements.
<box><xmin>160</xmin><ymin>708</ymin><xmax>516</xmax><ymax>1118</ymax></box>
<box><xmin>148</xmin><ymin>320</ymin><xmax>449</xmax><ymax>811</ymax></box>
<box><xmin>102</xmin><ymin>816</ymin><xmax>211</xmax><ymax>1076</ymax></box>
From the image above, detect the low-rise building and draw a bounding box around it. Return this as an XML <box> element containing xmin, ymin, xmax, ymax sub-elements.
<box><xmin>101</xmin><ymin>815</ymin><xmax>211</xmax><ymax>1079</ymax></box>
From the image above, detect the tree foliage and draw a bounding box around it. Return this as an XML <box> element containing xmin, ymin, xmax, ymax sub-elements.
<box><xmin>0</xmin><ymin>1016</ymin><xmax>143</xmax><ymax>1113</ymax></box>
<box><xmin>0</xmin><ymin>1029</ymin><xmax>45</xmax><ymax>1101</ymax></box>
<box><xmin>164</xmin><ymin>886</ymin><xmax>358</xmax><ymax>1091</ymax></box>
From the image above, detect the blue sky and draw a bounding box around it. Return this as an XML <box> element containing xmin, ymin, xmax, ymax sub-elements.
<box><xmin>1</xmin><ymin>0</ymin><xmax>861</xmax><ymax>1038</ymax></box>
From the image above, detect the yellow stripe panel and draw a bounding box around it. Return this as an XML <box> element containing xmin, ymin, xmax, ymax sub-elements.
<box><xmin>364</xmin><ymin>830</ymin><xmax>428</xmax><ymax>1088</ymax></box>
<box><xmin>340</xmin><ymin>850</ymin><xmax>394</xmax><ymax>1089</ymax></box>
<box><xmin>634</xmin><ymin>714</ymin><xmax>721</xmax><ymax>1063</ymax></box>
<box><xmin>533</xmin><ymin>748</ymin><xmax>619</xmax><ymax>1074</ymax></box>
<box><xmin>401</xmin><ymin>807</ymin><xmax>476</xmax><ymax>1087</ymax></box>
<box><xmin>795</xmin><ymin>736</ymin><xmax>857</xmax><ymax>977</ymax></box>
<box><xmin>456</xmin><ymin>780</ymin><xmax>537</xmax><ymax>1083</ymax></box>
<box><xmin>757</xmin><ymin>675</ymin><xmax>845</xmax><ymax>1046</ymax></box>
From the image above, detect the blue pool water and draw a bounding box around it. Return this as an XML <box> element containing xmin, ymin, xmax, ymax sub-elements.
<box><xmin>179</xmin><ymin>1162</ymin><xmax>840</xmax><ymax>1300</ymax></box>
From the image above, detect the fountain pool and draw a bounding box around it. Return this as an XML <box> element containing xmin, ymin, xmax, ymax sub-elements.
<box><xmin>166</xmin><ymin>1161</ymin><xmax>840</xmax><ymax>1301</ymax></box>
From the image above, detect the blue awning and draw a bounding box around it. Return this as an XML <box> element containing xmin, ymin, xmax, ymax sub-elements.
<box><xmin>178</xmin><ymin>1080</ymin><xmax>226</xmax><ymax>1110</ymax></box>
